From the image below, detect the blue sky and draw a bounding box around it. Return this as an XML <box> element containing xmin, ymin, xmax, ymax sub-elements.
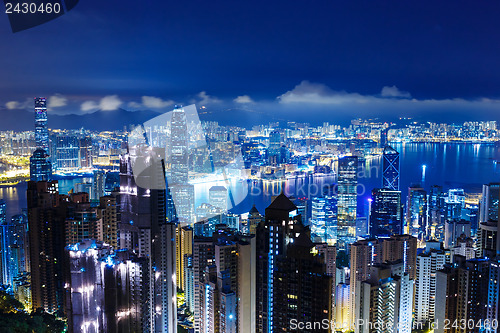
<box><xmin>1</xmin><ymin>0</ymin><xmax>500</xmax><ymax>123</ymax></box>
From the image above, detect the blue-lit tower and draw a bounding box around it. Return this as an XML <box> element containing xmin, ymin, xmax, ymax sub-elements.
<box><xmin>29</xmin><ymin>148</ymin><xmax>52</xmax><ymax>181</ymax></box>
<box><xmin>34</xmin><ymin>97</ymin><xmax>49</xmax><ymax>151</ymax></box>
<box><xmin>382</xmin><ymin>145</ymin><xmax>400</xmax><ymax>191</ymax></box>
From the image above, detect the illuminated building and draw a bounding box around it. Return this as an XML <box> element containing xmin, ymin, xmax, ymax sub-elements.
<box><xmin>170</xmin><ymin>106</ymin><xmax>189</xmax><ymax>183</ymax></box>
<box><xmin>0</xmin><ymin>213</ymin><xmax>28</xmax><ymax>289</ymax></box>
<box><xmin>97</xmin><ymin>195</ymin><xmax>119</xmax><ymax>249</ymax></box>
<box><xmin>65</xmin><ymin>202</ymin><xmax>99</xmax><ymax>246</ymax></box>
<box><xmin>406</xmin><ymin>185</ymin><xmax>428</xmax><ymax>241</ymax></box>
<box><xmin>92</xmin><ymin>170</ymin><xmax>105</xmax><ymax>201</ymax></box>
<box><xmin>310</xmin><ymin>195</ymin><xmax>337</xmax><ymax>245</ymax></box>
<box><xmin>357</xmin><ymin>262</ymin><xmax>413</xmax><ymax>333</ymax></box>
<box><xmin>478</xmin><ymin>183</ymin><xmax>500</xmax><ymax>257</ymax></box>
<box><xmin>34</xmin><ymin>97</ymin><xmax>49</xmax><ymax>151</ymax></box>
<box><xmin>414</xmin><ymin>245</ymin><xmax>450</xmax><ymax>325</ymax></box>
<box><xmin>29</xmin><ymin>148</ymin><xmax>52</xmax><ymax>181</ymax></box>
<box><xmin>53</xmin><ymin>135</ymin><xmax>81</xmax><ymax>172</ymax></box>
<box><xmin>209</xmin><ymin>186</ymin><xmax>228</xmax><ymax>213</ymax></box>
<box><xmin>370</xmin><ymin>188</ymin><xmax>402</xmax><ymax>237</ymax></box>
<box><xmin>382</xmin><ymin>145</ymin><xmax>400</xmax><ymax>191</ymax></box>
<box><xmin>27</xmin><ymin>180</ymin><xmax>70</xmax><ymax>314</ymax></box>
<box><xmin>176</xmin><ymin>225</ymin><xmax>193</xmax><ymax>292</ymax></box>
<box><xmin>337</xmin><ymin>156</ymin><xmax>358</xmax><ymax>250</ymax></box>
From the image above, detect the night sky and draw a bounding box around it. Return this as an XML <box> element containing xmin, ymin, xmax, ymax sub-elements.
<box><xmin>2</xmin><ymin>0</ymin><xmax>500</xmax><ymax>124</ymax></box>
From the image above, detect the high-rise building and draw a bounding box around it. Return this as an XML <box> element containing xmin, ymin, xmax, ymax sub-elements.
<box><xmin>478</xmin><ymin>183</ymin><xmax>500</xmax><ymax>257</ymax></box>
<box><xmin>65</xmin><ymin>202</ymin><xmax>99</xmax><ymax>246</ymax></box>
<box><xmin>92</xmin><ymin>170</ymin><xmax>106</xmax><ymax>201</ymax></box>
<box><xmin>382</xmin><ymin>145</ymin><xmax>400</xmax><ymax>191</ymax></box>
<box><xmin>67</xmin><ymin>240</ymin><xmax>148</xmax><ymax>333</ymax></box>
<box><xmin>97</xmin><ymin>195</ymin><xmax>119</xmax><ymax>249</ymax></box>
<box><xmin>27</xmin><ymin>181</ymin><xmax>70</xmax><ymax>314</ymax></box>
<box><xmin>370</xmin><ymin>188</ymin><xmax>402</xmax><ymax>237</ymax></box>
<box><xmin>209</xmin><ymin>186</ymin><xmax>228</xmax><ymax>213</ymax></box>
<box><xmin>237</xmin><ymin>236</ymin><xmax>256</xmax><ymax>333</ymax></box>
<box><xmin>357</xmin><ymin>262</ymin><xmax>414</xmax><ymax>333</ymax></box>
<box><xmin>34</xmin><ymin>97</ymin><xmax>49</xmax><ymax>151</ymax></box>
<box><xmin>310</xmin><ymin>195</ymin><xmax>337</xmax><ymax>245</ymax></box>
<box><xmin>267</xmin><ymin>130</ymin><xmax>282</xmax><ymax>166</ymax></box>
<box><xmin>337</xmin><ymin>156</ymin><xmax>358</xmax><ymax>250</ymax></box>
<box><xmin>78</xmin><ymin>136</ymin><xmax>93</xmax><ymax>169</ymax></box>
<box><xmin>119</xmin><ymin>147</ymin><xmax>178</xmax><ymax>332</ymax></box>
<box><xmin>170</xmin><ymin>106</ymin><xmax>189</xmax><ymax>183</ymax></box>
<box><xmin>29</xmin><ymin>148</ymin><xmax>52</xmax><ymax>182</ymax></box>
<box><xmin>176</xmin><ymin>225</ymin><xmax>193</xmax><ymax>292</ymax></box>
<box><xmin>53</xmin><ymin>135</ymin><xmax>81</xmax><ymax>172</ymax></box>
<box><xmin>406</xmin><ymin>185</ymin><xmax>428</xmax><ymax>241</ymax></box>
<box><xmin>0</xmin><ymin>213</ymin><xmax>28</xmax><ymax>289</ymax></box>
<box><xmin>193</xmin><ymin>237</ymin><xmax>215</xmax><ymax>333</ymax></box>
<box><xmin>414</xmin><ymin>245</ymin><xmax>451</xmax><ymax>325</ymax></box>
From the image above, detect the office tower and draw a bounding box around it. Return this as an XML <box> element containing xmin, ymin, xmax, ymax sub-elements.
<box><xmin>267</xmin><ymin>130</ymin><xmax>282</xmax><ymax>166</ymax></box>
<box><xmin>27</xmin><ymin>181</ymin><xmax>70</xmax><ymax>314</ymax></box>
<box><xmin>255</xmin><ymin>193</ymin><xmax>310</xmax><ymax>333</ymax></box>
<box><xmin>337</xmin><ymin>156</ymin><xmax>358</xmax><ymax>250</ymax></box>
<box><xmin>444</xmin><ymin>219</ymin><xmax>471</xmax><ymax>249</ymax></box>
<box><xmin>273</xmin><ymin>233</ymin><xmax>332</xmax><ymax>332</ymax></box>
<box><xmin>0</xmin><ymin>200</ymin><xmax>6</xmax><ymax>286</ymax></box>
<box><xmin>414</xmin><ymin>246</ymin><xmax>451</xmax><ymax>325</ymax></box>
<box><xmin>382</xmin><ymin>145</ymin><xmax>400</xmax><ymax>191</ymax></box>
<box><xmin>170</xmin><ymin>106</ymin><xmax>189</xmax><ymax>183</ymax></box>
<box><xmin>65</xmin><ymin>202</ymin><xmax>99</xmax><ymax>246</ymax></box>
<box><xmin>357</xmin><ymin>262</ymin><xmax>414</xmax><ymax>333</ymax></box>
<box><xmin>176</xmin><ymin>225</ymin><xmax>193</xmax><ymax>292</ymax></box>
<box><xmin>209</xmin><ymin>186</ymin><xmax>228</xmax><ymax>213</ymax></box>
<box><xmin>0</xmin><ymin>213</ymin><xmax>28</xmax><ymax>289</ymax></box>
<box><xmin>30</xmin><ymin>148</ymin><xmax>52</xmax><ymax>181</ymax></box>
<box><xmin>79</xmin><ymin>136</ymin><xmax>93</xmax><ymax>169</ymax></box>
<box><xmin>68</xmin><ymin>240</ymin><xmax>148</xmax><ymax>333</ymax></box>
<box><xmin>310</xmin><ymin>195</ymin><xmax>337</xmax><ymax>245</ymax></box>
<box><xmin>97</xmin><ymin>195</ymin><xmax>119</xmax><ymax>249</ymax></box>
<box><xmin>34</xmin><ymin>97</ymin><xmax>49</xmax><ymax>151</ymax></box>
<box><xmin>406</xmin><ymin>185</ymin><xmax>428</xmax><ymax>240</ymax></box>
<box><xmin>53</xmin><ymin>135</ymin><xmax>81</xmax><ymax>172</ymax></box>
<box><xmin>370</xmin><ymin>188</ymin><xmax>402</xmax><ymax>237</ymax></box>
<box><xmin>237</xmin><ymin>236</ymin><xmax>256</xmax><ymax>333</ymax></box>
<box><xmin>170</xmin><ymin>184</ymin><xmax>195</xmax><ymax>224</ymax></box>
<box><xmin>478</xmin><ymin>183</ymin><xmax>500</xmax><ymax>257</ymax></box>
<box><xmin>335</xmin><ymin>283</ymin><xmax>350</xmax><ymax>331</ymax></box>
<box><xmin>120</xmin><ymin>147</ymin><xmax>178</xmax><ymax>333</ymax></box>
<box><xmin>193</xmin><ymin>237</ymin><xmax>215</xmax><ymax>333</ymax></box>
<box><xmin>428</xmin><ymin>185</ymin><xmax>445</xmax><ymax>240</ymax></box>
<box><xmin>225</xmin><ymin>213</ymin><xmax>240</xmax><ymax>232</ymax></box>
<box><xmin>92</xmin><ymin>170</ymin><xmax>106</xmax><ymax>201</ymax></box>
<box><xmin>247</xmin><ymin>205</ymin><xmax>262</xmax><ymax>235</ymax></box>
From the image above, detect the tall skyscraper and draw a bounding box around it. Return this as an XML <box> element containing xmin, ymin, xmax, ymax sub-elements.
<box><xmin>170</xmin><ymin>106</ymin><xmax>189</xmax><ymax>183</ymax></box>
<box><xmin>97</xmin><ymin>195</ymin><xmax>119</xmax><ymax>249</ymax></box>
<box><xmin>478</xmin><ymin>183</ymin><xmax>500</xmax><ymax>257</ymax></box>
<box><xmin>119</xmin><ymin>146</ymin><xmax>178</xmax><ymax>333</ymax></box>
<box><xmin>382</xmin><ymin>145</ymin><xmax>400</xmax><ymax>191</ymax></box>
<box><xmin>337</xmin><ymin>156</ymin><xmax>358</xmax><ymax>250</ymax></box>
<box><xmin>209</xmin><ymin>186</ymin><xmax>228</xmax><ymax>213</ymax></box>
<box><xmin>92</xmin><ymin>170</ymin><xmax>106</xmax><ymax>201</ymax></box>
<box><xmin>176</xmin><ymin>225</ymin><xmax>193</xmax><ymax>292</ymax></box>
<box><xmin>406</xmin><ymin>185</ymin><xmax>428</xmax><ymax>241</ymax></box>
<box><xmin>370</xmin><ymin>188</ymin><xmax>402</xmax><ymax>237</ymax></box>
<box><xmin>27</xmin><ymin>181</ymin><xmax>70</xmax><ymax>314</ymax></box>
<box><xmin>310</xmin><ymin>195</ymin><xmax>337</xmax><ymax>245</ymax></box>
<box><xmin>0</xmin><ymin>213</ymin><xmax>28</xmax><ymax>289</ymax></box>
<box><xmin>29</xmin><ymin>148</ymin><xmax>52</xmax><ymax>182</ymax></box>
<box><xmin>34</xmin><ymin>97</ymin><xmax>49</xmax><ymax>151</ymax></box>
<box><xmin>414</xmin><ymin>245</ymin><xmax>450</xmax><ymax>325</ymax></box>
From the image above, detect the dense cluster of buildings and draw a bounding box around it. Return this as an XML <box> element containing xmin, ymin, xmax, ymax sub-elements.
<box><xmin>0</xmin><ymin>99</ymin><xmax>499</xmax><ymax>332</ymax></box>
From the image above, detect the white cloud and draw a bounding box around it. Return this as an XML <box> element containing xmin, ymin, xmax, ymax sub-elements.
<box><xmin>192</xmin><ymin>91</ymin><xmax>221</xmax><ymax>105</ymax></box>
<box><xmin>381</xmin><ymin>85</ymin><xmax>411</xmax><ymax>98</ymax></box>
<box><xmin>100</xmin><ymin>95</ymin><xmax>122</xmax><ymax>111</ymax></box>
<box><xmin>141</xmin><ymin>96</ymin><xmax>174</xmax><ymax>108</ymax></box>
<box><xmin>80</xmin><ymin>95</ymin><xmax>122</xmax><ymax>112</ymax></box>
<box><xmin>278</xmin><ymin>80</ymin><xmax>370</xmax><ymax>104</ymax></box>
<box><xmin>5</xmin><ymin>101</ymin><xmax>20</xmax><ymax>109</ymax></box>
<box><xmin>81</xmin><ymin>100</ymin><xmax>98</xmax><ymax>112</ymax></box>
<box><xmin>234</xmin><ymin>95</ymin><xmax>254</xmax><ymax>104</ymax></box>
<box><xmin>48</xmin><ymin>94</ymin><xmax>68</xmax><ymax>108</ymax></box>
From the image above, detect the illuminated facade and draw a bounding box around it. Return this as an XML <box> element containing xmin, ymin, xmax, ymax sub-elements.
<box><xmin>337</xmin><ymin>156</ymin><xmax>358</xmax><ymax>250</ymax></box>
<box><xmin>34</xmin><ymin>97</ymin><xmax>49</xmax><ymax>151</ymax></box>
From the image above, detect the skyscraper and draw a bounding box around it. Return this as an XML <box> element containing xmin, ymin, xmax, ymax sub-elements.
<box><xmin>406</xmin><ymin>185</ymin><xmax>428</xmax><ymax>241</ymax></box>
<box><xmin>337</xmin><ymin>156</ymin><xmax>358</xmax><ymax>250</ymax></box>
<box><xmin>170</xmin><ymin>106</ymin><xmax>189</xmax><ymax>183</ymax></box>
<box><xmin>0</xmin><ymin>213</ymin><xmax>28</xmax><ymax>289</ymax></box>
<box><xmin>29</xmin><ymin>148</ymin><xmax>52</xmax><ymax>182</ymax></box>
<box><xmin>27</xmin><ymin>181</ymin><xmax>70</xmax><ymax>314</ymax></box>
<box><xmin>209</xmin><ymin>186</ymin><xmax>228</xmax><ymax>213</ymax></box>
<box><xmin>370</xmin><ymin>188</ymin><xmax>402</xmax><ymax>237</ymax></box>
<box><xmin>310</xmin><ymin>195</ymin><xmax>337</xmax><ymax>245</ymax></box>
<box><xmin>382</xmin><ymin>145</ymin><xmax>400</xmax><ymax>191</ymax></box>
<box><xmin>34</xmin><ymin>97</ymin><xmax>49</xmax><ymax>151</ymax></box>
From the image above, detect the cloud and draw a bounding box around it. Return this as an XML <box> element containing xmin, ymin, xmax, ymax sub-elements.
<box><xmin>278</xmin><ymin>80</ymin><xmax>370</xmax><ymax>104</ymax></box>
<box><xmin>48</xmin><ymin>94</ymin><xmax>68</xmax><ymax>108</ymax></box>
<box><xmin>381</xmin><ymin>85</ymin><xmax>411</xmax><ymax>98</ymax></box>
<box><xmin>80</xmin><ymin>95</ymin><xmax>122</xmax><ymax>112</ymax></box>
<box><xmin>192</xmin><ymin>91</ymin><xmax>221</xmax><ymax>105</ymax></box>
<box><xmin>234</xmin><ymin>95</ymin><xmax>254</xmax><ymax>104</ymax></box>
<box><xmin>5</xmin><ymin>101</ymin><xmax>20</xmax><ymax>109</ymax></box>
<box><xmin>141</xmin><ymin>96</ymin><xmax>174</xmax><ymax>108</ymax></box>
